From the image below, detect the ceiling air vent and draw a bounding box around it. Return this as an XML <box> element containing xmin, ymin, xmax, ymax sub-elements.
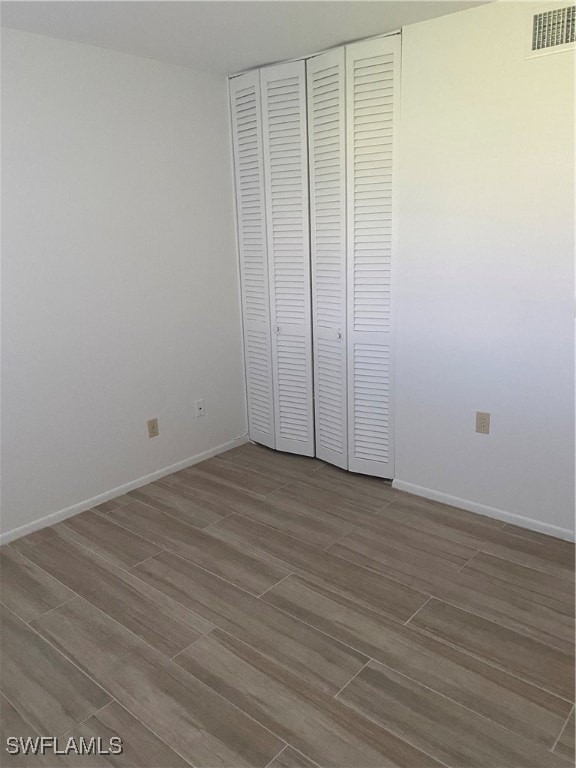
<box><xmin>526</xmin><ymin>4</ymin><xmax>575</xmax><ymax>57</ymax></box>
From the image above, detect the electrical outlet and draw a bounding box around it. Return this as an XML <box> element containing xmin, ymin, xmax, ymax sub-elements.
<box><xmin>195</xmin><ymin>399</ymin><xmax>205</xmax><ymax>418</ymax></box>
<box><xmin>147</xmin><ymin>418</ymin><xmax>159</xmax><ymax>438</ymax></box>
<box><xmin>476</xmin><ymin>411</ymin><xmax>490</xmax><ymax>434</ymax></box>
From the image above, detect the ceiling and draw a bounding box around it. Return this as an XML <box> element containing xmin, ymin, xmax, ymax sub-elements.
<box><xmin>1</xmin><ymin>0</ymin><xmax>489</xmax><ymax>75</ymax></box>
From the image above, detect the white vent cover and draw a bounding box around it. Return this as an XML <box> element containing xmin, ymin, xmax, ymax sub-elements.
<box><xmin>526</xmin><ymin>4</ymin><xmax>575</xmax><ymax>57</ymax></box>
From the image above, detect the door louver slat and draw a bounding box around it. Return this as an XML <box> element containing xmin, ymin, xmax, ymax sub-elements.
<box><xmin>230</xmin><ymin>73</ymin><xmax>275</xmax><ymax>448</ymax></box>
<box><xmin>308</xmin><ymin>48</ymin><xmax>348</xmax><ymax>468</ymax></box>
<box><xmin>346</xmin><ymin>36</ymin><xmax>400</xmax><ymax>477</ymax></box>
<box><xmin>262</xmin><ymin>61</ymin><xmax>314</xmax><ymax>456</ymax></box>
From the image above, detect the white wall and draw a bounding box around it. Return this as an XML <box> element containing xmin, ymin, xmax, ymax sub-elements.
<box><xmin>1</xmin><ymin>29</ymin><xmax>247</xmax><ymax>538</ymax></box>
<box><xmin>396</xmin><ymin>3</ymin><xmax>575</xmax><ymax>537</ymax></box>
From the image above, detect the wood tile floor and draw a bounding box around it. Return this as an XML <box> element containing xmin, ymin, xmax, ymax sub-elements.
<box><xmin>1</xmin><ymin>442</ymin><xmax>574</xmax><ymax>768</ymax></box>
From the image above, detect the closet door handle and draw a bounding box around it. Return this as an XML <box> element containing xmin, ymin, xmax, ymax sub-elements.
<box><xmin>337</xmin><ymin>330</ymin><xmax>343</xmax><ymax>340</ymax></box>
<box><xmin>274</xmin><ymin>325</ymin><xmax>281</xmax><ymax>334</ymax></box>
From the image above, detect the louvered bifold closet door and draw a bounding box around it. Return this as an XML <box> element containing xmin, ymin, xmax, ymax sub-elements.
<box><xmin>346</xmin><ymin>36</ymin><xmax>401</xmax><ymax>477</ymax></box>
<box><xmin>230</xmin><ymin>72</ymin><xmax>275</xmax><ymax>449</ymax></box>
<box><xmin>307</xmin><ymin>49</ymin><xmax>348</xmax><ymax>469</ymax></box>
<box><xmin>261</xmin><ymin>61</ymin><xmax>314</xmax><ymax>456</ymax></box>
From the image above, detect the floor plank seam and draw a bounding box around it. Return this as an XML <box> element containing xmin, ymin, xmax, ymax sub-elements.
<box><xmin>126</xmin><ymin>547</ymin><xmax>169</xmax><ymax>572</ymax></box>
<box><xmin>333</xmin><ymin>674</ymin><xmax>452</xmax><ymax>768</ymax></box>
<box><xmin>457</xmin><ymin>549</ymin><xmax>479</xmax><ymax>573</ymax></box>
<box><xmin>257</xmin><ymin>572</ymin><xmax>297</xmax><ymax>598</ymax></box>
<box><xmin>428</xmin><ymin>594</ymin><xmax>574</xmax><ymax>659</ymax></box>
<box><xmin>319</xmin><ymin>540</ymin><xmax>574</xmax><ymax>655</ymax></box>
<box><xmin>255</xmin><ymin>583</ymin><xmax>554</xmax><ymax>736</ymax></box>
<box><xmin>125</xmin><ymin>492</ymin><xmax>230</xmax><ymax>532</ymax></box>
<box><xmin>26</xmin><ymin>602</ymin><xmax>235</xmax><ymax>768</ymax></box>
<box><xmin>241</xmin><ymin>550</ymin><xmax>575</xmax><ymax>749</ymax></box>
<box><xmin>260</xmin><ymin>584</ymin><xmax>576</xmax><ymax>717</ymax></box>
<box><xmin>59</xmin><ymin>700</ymin><xmax>112</xmax><ymax>738</ymax></box>
<box><xmin>168</xmin><ymin>628</ymin><xmax>216</xmax><ymax>662</ymax></box>
<box><xmin>171</xmin><ymin>633</ymin><xmax>293</xmax><ymax>759</ymax></box>
<box><xmin>12</xmin><ymin>613</ymin><xmax>116</xmax><ymax>734</ymax></box>
<box><xmin>504</xmin><ymin>529</ymin><xmax>558</xmax><ymax>548</ymax></box>
<box><xmin>57</xmin><ymin>698</ymin><xmax>197</xmax><ymax>767</ymax></box>
<box><xmin>334</xmin><ymin>497</ymin><xmax>574</xmax><ymax>580</ymax></box>
<box><xmin>318</xmin><ymin>525</ymin><xmax>357</xmax><ymax>552</ymax></box>
<box><xmin>550</xmin><ymin>704</ymin><xmax>575</xmax><ymax>753</ymax></box>
<box><xmin>6</xmin><ymin>539</ymin><xmax>101</xmax><ymax>607</ymax></box>
<box><xmin>263</xmin><ymin>481</ymin><xmax>293</xmax><ymax>497</ymax></box>
<box><xmin>361</xmin><ymin>497</ymin><xmax>398</xmax><ymax>515</ymax></box>
<box><xmin>202</xmin><ymin>512</ymin><xmax>236</xmax><ymax>531</ymax></box>
<box><xmin>296</xmin><ymin>526</ymin><xmax>436</xmax><ymax>600</ymax></box>
<box><xmin>185</xmin><ymin>464</ymin><xmax>279</xmax><ymax>499</ymax></box>
<box><xmin>411</xmin><ymin>617</ymin><xmax>575</xmax><ymax>703</ymax></box>
<box><xmin>339</xmin><ymin>714</ymin><xmax>451</xmax><ymax>768</ymax></box>
<box><xmin>258</xmin><ymin>583</ymin><xmax>419</xmax><ymax>664</ymax></box>
<box><xmin>128</xmin><ymin>544</ymin><xmax>287</xmax><ymax>606</ymax></box>
<box><xmin>353</xmin><ymin>652</ymin><xmax>569</xmax><ymax>752</ymax></box>
<box><xmin>331</xmin><ymin>659</ymin><xmax>371</xmax><ymax>699</ymax></box>
<box><xmin>16</xmin><ymin>529</ymin><xmax>170</xmax><ymax>608</ymax></box>
<box><xmin>217</xmin><ymin>510</ymin><xmax>433</xmax><ymax>605</ymax></box>
<box><xmin>23</xmin><ymin>600</ymin><xmax>274</xmax><ymax>766</ymax></box>
<box><xmin>130</xmin><ymin>548</ymin><xmax>169</xmax><ymax>570</ymax></box>
<box><xmin>473</xmin><ymin>545</ymin><xmax>575</xmax><ymax>583</ymax></box>
<box><xmin>2</xmin><ymin>685</ymin><xmax>196</xmax><ymax>768</ymax></box>
<box><xmin>263</xmin><ymin>744</ymin><xmax>292</xmax><ymax>768</ymax></box>
<box><xmin>213</xmin><ymin>455</ymin><xmax>303</xmax><ymax>490</ymax></box>
<box><xmin>289</xmin><ymin>476</ymin><xmax>398</xmax><ymax>515</ymax></box>
<box><xmin>22</xmin><ymin>595</ymin><xmax>80</xmax><ymax>625</ymax></box>
<box><xmin>204</xmin><ymin>510</ymin><xmax>574</xmax><ymax>667</ymax></box>
<box><xmin>13</xmin><ymin>542</ymin><xmax>214</xmax><ymax>669</ymax></box>
<box><xmin>403</xmin><ymin>596</ymin><xmax>432</xmax><ymax>626</ymax></box>
<box><xmin>210</xmin><ymin>511</ymin><xmax>331</xmax><ymax>564</ymax></box>
<box><xmin>175</xmin><ymin>618</ymin><xmax>367</xmax><ymax>705</ymax></box>
<box><xmin>53</xmin><ymin>521</ymin><xmax>161</xmax><ymax>573</ymax></box>
<box><xmin>0</xmin><ymin>688</ymin><xmax>45</xmax><ymax>737</ymax></box>
<box><xmin>84</xmin><ymin>505</ymin><xmax>218</xmax><ymax>563</ymax></box>
<box><xmin>14</xmin><ymin>526</ymin><xmax>167</xmax><ymax>607</ymax></box>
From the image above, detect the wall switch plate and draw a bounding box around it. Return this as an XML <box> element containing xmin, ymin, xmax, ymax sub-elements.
<box><xmin>476</xmin><ymin>411</ymin><xmax>490</xmax><ymax>434</ymax></box>
<box><xmin>195</xmin><ymin>399</ymin><xmax>205</xmax><ymax>418</ymax></box>
<box><xmin>147</xmin><ymin>418</ymin><xmax>159</xmax><ymax>438</ymax></box>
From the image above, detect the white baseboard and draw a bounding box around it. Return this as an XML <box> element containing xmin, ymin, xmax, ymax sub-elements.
<box><xmin>392</xmin><ymin>479</ymin><xmax>575</xmax><ymax>542</ymax></box>
<box><xmin>0</xmin><ymin>435</ymin><xmax>249</xmax><ymax>546</ymax></box>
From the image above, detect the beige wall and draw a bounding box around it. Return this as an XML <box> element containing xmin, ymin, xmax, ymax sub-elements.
<box><xmin>1</xmin><ymin>29</ymin><xmax>247</xmax><ymax>538</ymax></box>
<box><xmin>395</xmin><ymin>3</ymin><xmax>575</xmax><ymax>537</ymax></box>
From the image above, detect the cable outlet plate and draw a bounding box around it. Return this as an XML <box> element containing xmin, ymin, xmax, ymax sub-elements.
<box><xmin>476</xmin><ymin>411</ymin><xmax>490</xmax><ymax>434</ymax></box>
<box><xmin>147</xmin><ymin>418</ymin><xmax>159</xmax><ymax>438</ymax></box>
<box><xmin>195</xmin><ymin>400</ymin><xmax>205</xmax><ymax>418</ymax></box>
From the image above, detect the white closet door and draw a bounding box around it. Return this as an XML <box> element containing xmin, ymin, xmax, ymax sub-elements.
<box><xmin>261</xmin><ymin>61</ymin><xmax>314</xmax><ymax>456</ymax></box>
<box><xmin>230</xmin><ymin>72</ymin><xmax>275</xmax><ymax>449</ymax></box>
<box><xmin>307</xmin><ymin>49</ymin><xmax>348</xmax><ymax>469</ymax></box>
<box><xmin>346</xmin><ymin>36</ymin><xmax>401</xmax><ymax>477</ymax></box>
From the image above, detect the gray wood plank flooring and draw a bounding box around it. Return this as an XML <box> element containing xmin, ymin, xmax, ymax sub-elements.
<box><xmin>337</xmin><ymin>660</ymin><xmax>570</xmax><ymax>768</ymax></box>
<box><xmin>1</xmin><ymin>442</ymin><xmax>574</xmax><ymax>767</ymax></box>
<box><xmin>0</xmin><ymin>546</ymin><xmax>75</xmax><ymax>622</ymax></box>
<box><xmin>554</xmin><ymin>710</ymin><xmax>575</xmax><ymax>762</ymax></box>
<box><xmin>262</xmin><ymin>574</ymin><xmax>572</xmax><ymax>748</ymax></box>
<box><xmin>0</xmin><ymin>603</ymin><xmax>111</xmax><ymax>736</ymax></box>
